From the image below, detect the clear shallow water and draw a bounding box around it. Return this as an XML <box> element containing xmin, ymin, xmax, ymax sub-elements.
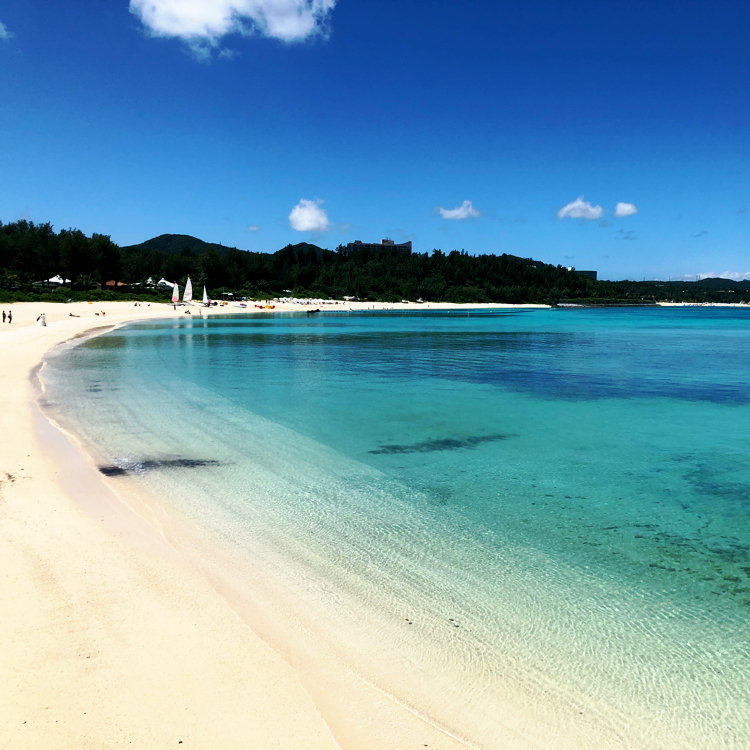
<box><xmin>43</xmin><ymin>307</ymin><xmax>750</xmax><ymax>748</ymax></box>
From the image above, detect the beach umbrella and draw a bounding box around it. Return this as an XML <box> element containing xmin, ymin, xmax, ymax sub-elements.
<box><xmin>171</xmin><ymin>282</ymin><xmax>179</xmax><ymax>303</ymax></box>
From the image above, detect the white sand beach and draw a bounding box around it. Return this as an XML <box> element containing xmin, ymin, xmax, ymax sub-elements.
<box><xmin>1</xmin><ymin>300</ymin><xmax>526</xmax><ymax>750</ymax></box>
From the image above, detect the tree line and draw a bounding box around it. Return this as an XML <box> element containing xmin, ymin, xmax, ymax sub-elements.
<box><xmin>1</xmin><ymin>219</ymin><xmax>748</xmax><ymax>304</ymax></box>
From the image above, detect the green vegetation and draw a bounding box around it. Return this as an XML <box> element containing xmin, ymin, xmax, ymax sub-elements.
<box><xmin>2</xmin><ymin>219</ymin><xmax>749</xmax><ymax>304</ymax></box>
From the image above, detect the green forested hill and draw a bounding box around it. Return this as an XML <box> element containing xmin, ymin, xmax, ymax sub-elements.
<box><xmin>120</xmin><ymin>234</ymin><xmax>237</xmax><ymax>257</ymax></box>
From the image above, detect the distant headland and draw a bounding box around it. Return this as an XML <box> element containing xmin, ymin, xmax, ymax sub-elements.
<box><xmin>2</xmin><ymin>220</ymin><xmax>749</xmax><ymax>305</ymax></box>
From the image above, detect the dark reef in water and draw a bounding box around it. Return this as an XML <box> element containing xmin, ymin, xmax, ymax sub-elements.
<box><xmin>370</xmin><ymin>433</ymin><xmax>510</xmax><ymax>455</ymax></box>
<box><xmin>99</xmin><ymin>457</ymin><xmax>222</xmax><ymax>476</ymax></box>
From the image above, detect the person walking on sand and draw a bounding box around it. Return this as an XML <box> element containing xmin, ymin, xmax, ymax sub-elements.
<box><xmin>36</xmin><ymin>312</ymin><xmax>46</xmax><ymax>327</ymax></box>
<box><xmin>7</xmin><ymin>310</ymin><xmax>11</xmax><ymax>324</ymax></box>
<box><xmin>2</xmin><ymin>310</ymin><xmax>5</xmax><ymax>323</ymax></box>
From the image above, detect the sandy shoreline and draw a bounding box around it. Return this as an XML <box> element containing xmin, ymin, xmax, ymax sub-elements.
<box><xmin>2</xmin><ymin>300</ymin><xmax>522</xmax><ymax>749</ymax></box>
<box><xmin>0</xmin><ymin>302</ymin><xmax>341</xmax><ymax>749</ymax></box>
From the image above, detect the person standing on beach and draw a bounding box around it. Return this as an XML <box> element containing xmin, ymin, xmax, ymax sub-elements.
<box><xmin>7</xmin><ymin>310</ymin><xmax>11</xmax><ymax>324</ymax></box>
<box><xmin>2</xmin><ymin>310</ymin><xmax>5</xmax><ymax>323</ymax></box>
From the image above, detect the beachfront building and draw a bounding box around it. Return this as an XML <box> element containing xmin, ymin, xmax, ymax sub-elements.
<box><xmin>567</xmin><ymin>267</ymin><xmax>598</xmax><ymax>280</ymax></box>
<box><xmin>341</xmin><ymin>239</ymin><xmax>412</xmax><ymax>255</ymax></box>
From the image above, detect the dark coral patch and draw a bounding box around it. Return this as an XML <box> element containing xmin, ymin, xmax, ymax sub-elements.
<box><xmin>99</xmin><ymin>458</ymin><xmax>222</xmax><ymax>476</ymax></box>
<box><xmin>370</xmin><ymin>434</ymin><xmax>510</xmax><ymax>455</ymax></box>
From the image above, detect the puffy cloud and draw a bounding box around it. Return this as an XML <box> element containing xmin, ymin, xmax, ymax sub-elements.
<box><xmin>0</xmin><ymin>21</ymin><xmax>12</xmax><ymax>40</ymax></box>
<box><xmin>438</xmin><ymin>200</ymin><xmax>480</xmax><ymax>220</ymax></box>
<box><xmin>557</xmin><ymin>196</ymin><xmax>603</xmax><ymax>220</ymax></box>
<box><xmin>129</xmin><ymin>0</ymin><xmax>337</xmax><ymax>49</ymax></box>
<box><xmin>288</xmin><ymin>198</ymin><xmax>330</xmax><ymax>232</ymax></box>
<box><xmin>614</xmin><ymin>201</ymin><xmax>638</xmax><ymax>217</ymax></box>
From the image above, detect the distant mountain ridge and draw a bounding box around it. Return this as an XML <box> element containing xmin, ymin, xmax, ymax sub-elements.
<box><xmin>120</xmin><ymin>233</ymin><xmax>244</xmax><ymax>256</ymax></box>
<box><xmin>120</xmin><ymin>233</ymin><xmax>329</xmax><ymax>260</ymax></box>
<box><xmin>691</xmin><ymin>276</ymin><xmax>750</xmax><ymax>290</ymax></box>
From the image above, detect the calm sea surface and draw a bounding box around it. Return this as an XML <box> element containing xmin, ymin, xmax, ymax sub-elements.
<box><xmin>43</xmin><ymin>307</ymin><xmax>750</xmax><ymax>748</ymax></box>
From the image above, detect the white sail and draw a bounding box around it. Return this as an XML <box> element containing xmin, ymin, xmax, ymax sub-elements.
<box><xmin>171</xmin><ymin>282</ymin><xmax>179</xmax><ymax>303</ymax></box>
<box><xmin>202</xmin><ymin>285</ymin><xmax>208</xmax><ymax>304</ymax></box>
<box><xmin>183</xmin><ymin>276</ymin><xmax>193</xmax><ymax>303</ymax></box>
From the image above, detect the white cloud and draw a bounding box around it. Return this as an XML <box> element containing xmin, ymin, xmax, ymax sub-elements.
<box><xmin>129</xmin><ymin>0</ymin><xmax>337</xmax><ymax>50</ymax></box>
<box><xmin>614</xmin><ymin>201</ymin><xmax>638</xmax><ymax>217</ymax></box>
<box><xmin>557</xmin><ymin>196</ymin><xmax>603</xmax><ymax>220</ymax></box>
<box><xmin>0</xmin><ymin>21</ymin><xmax>12</xmax><ymax>40</ymax></box>
<box><xmin>246</xmin><ymin>224</ymin><xmax>261</xmax><ymax>231</ymax></box>
<box><xmin>288</xmin><ymin>198</ymin><xmax>330</xmax><ymax>232</ymax></box>
<box><xmin>438</xmin><ymin>200</ymin><xmax>480</xmax><ymax>220</ymax></box>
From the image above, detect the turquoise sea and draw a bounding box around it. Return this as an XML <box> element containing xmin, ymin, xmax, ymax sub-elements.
<box><xmin>42</xmin><ymin>307</ymin><xmax>749</xmax><ymax>748</ymax></box>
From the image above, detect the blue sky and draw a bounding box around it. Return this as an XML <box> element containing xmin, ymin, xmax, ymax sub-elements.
<box><xmin>1</xmin><ymin>1</ymin><xmax>748</xmax><ymax>280</ymax></box>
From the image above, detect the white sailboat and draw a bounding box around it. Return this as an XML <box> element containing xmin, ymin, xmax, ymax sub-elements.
<box><xmin>183</xmin><ymin>276</ymin><xmax>193</xmax><ymax>303</ymax></box>
<box><xmin>202</xmin><ymin>285</ymin><xmax>208</xmax><ymax>305</ymax></box>
<box><xmin>171</xmin><ymin>282</ymin><xmax>179</xmax><ymax>304</ymax></box>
